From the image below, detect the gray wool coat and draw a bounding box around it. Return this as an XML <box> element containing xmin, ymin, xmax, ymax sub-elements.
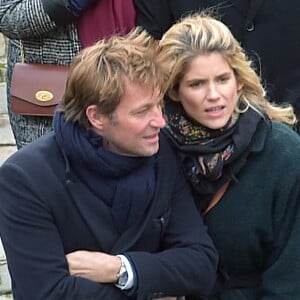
<box><xmin>0</xmin><ymin>0</ymin><xmax>81</xmax><ymax>148</ymax></box>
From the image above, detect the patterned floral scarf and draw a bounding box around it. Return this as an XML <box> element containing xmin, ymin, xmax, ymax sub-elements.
<box><xmin>163</xmin><ymin>99</ymin><xmax>263</xmax><ymax>210</ymax></box>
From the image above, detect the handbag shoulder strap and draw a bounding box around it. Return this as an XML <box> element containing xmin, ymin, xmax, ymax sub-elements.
<box><xmin>19</xmin><ymin>40</ymin><xmax>25</xmax><ymax>63</ymax></box>
<box><xmin>204</xmin><ymin>181</ymin><xmax>230</xmax><ymax>215</ymax></box>
<box><xmin>204</xmin><ymin>152</ymin><xmax>250</xmax><ymax>215</ymax></box>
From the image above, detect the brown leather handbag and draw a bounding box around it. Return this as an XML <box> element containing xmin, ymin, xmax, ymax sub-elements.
<box><xmin>10</xmin><ymin>62</ymin><xmax>70</xmax><ymax>117</ymax></box>
<box><xmin>10</xmin><ymin>41</ymin><xmax>70</xmax><ymax>117</ymax></box>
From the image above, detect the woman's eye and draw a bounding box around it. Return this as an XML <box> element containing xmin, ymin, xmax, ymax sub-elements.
<box><xmin>219</xmin><ymin>76</ymin><xmax>230</xmax><ymax>83</ymax></box>
<box><xmin>190</xmin><ymin>81</ymin><xmax>202</xmax><ymax>88</ymax></box>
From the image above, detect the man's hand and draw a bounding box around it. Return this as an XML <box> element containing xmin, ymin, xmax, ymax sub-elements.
<box><xmin>66</xmin><ymin>250</ymin><xmax>121</xmax><ymax>283</ymax></box>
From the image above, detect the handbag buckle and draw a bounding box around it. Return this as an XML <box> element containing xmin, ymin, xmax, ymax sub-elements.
<box><xmin>35</xmin><ymin>91</ymin><xmax>54</xmax><ymax>102</ymax></box>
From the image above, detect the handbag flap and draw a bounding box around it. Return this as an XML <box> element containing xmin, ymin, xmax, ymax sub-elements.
<box><xmin>11</xmin><ymin>63</ymin><xmax>70</xmax><ymax>107</ymax></box>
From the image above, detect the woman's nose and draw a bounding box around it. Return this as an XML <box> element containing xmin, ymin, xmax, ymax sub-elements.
<box><xmin>207</xmin><ymin>84</ymin><xmax>220</xmax><ymax>100</ymax></box>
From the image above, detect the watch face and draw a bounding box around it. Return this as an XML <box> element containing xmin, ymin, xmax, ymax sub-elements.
<box><xmin>118</xmin><ymin>270</ymin><xmax>128</xmax><ymax>286</ymax></box>
<box><xmin>118</xmin><ymin>261</ymin><xmax>128</xmax><ymax>286</ymax></box>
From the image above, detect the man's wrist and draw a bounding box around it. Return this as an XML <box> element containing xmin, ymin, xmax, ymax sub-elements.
<box><xmin>113</xmin><ymin>255</ymin><xmax>122</xmax><ymax>283</ymax></box>
<box><xmin>115</xmin><ymin>255</ymin><xmax>134</xmax><ymax>290</ymax></box>
<box><xmin>116</xmin><ymin>256</ymin><xmax>128</xmax><ymax>286</ymax></box>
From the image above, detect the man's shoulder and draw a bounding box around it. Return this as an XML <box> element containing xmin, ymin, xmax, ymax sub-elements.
<box><xmin>3</xmin><ymin>132</ymin><xmax>59</xmax><ymax>167</ymax></box>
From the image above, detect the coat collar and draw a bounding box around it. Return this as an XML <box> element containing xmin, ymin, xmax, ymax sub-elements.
<box><xmin>247</xmin><ymin>118</ymin><xmax>270</xmax><ymax>154</ymax></box>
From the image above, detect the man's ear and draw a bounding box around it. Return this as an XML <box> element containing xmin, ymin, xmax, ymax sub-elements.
<box><xmin>86</xmin><ymin>105</ymin><xmax>106</xmax><ymax>131</ymax></box>
<box><xmin>168</xmin><ymin>88</ymin><xmax>180</xmax><ymax>102</ymax></box>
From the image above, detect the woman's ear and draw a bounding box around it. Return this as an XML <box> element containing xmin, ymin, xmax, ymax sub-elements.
<box><xmin>168</xmin><ymin>88</ymin><xmax>181</xmax><ymax>102</ymax></box>
<box><xmin>235</xmin><ymin>81</ymin><xmax>244</xmax><ymax>99</ymax></box>
<box><xmin>86</xmin><ymin>105</ymin><xmax>106</xmax><ymax>131</ymax></box>
<box><xmin>237</xmin><ymin>81</ymin><xmax>244</xmax><ymax>92</ymax></box>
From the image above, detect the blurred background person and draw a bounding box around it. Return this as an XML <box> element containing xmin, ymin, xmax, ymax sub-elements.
<box><xmin>134</xmin><ymin>0</ymin><xmax>300</xmax><ymax>132</ymax></box>
<box><xmin>0</xmin><ymin>0</ymin><xmax>136</xmax><ymax>149</ymax></box>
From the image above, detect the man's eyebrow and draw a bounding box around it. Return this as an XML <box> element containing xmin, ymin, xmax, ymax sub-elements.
<box><xmin>130</xmin><ymin>103</ymin><xmax>152</xmax><ymax>114</ymax></box>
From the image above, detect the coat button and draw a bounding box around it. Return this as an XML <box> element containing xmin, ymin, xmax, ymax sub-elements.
<box><xmin>246</xmin><ymin>22</ymin><xmax>255</xmax><ymax>32</ymax></box>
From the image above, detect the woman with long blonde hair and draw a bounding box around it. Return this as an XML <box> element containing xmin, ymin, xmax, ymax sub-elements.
<box><xmin>160</xmin><ymin>13</ymin><xmax>300</xmax><ymax>299</ymax></box>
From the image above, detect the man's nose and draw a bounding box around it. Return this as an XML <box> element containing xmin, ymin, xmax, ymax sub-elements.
<box><xmin>150</xmin><ymin>107</ymin><xmax>166</xmax><ymax>128</ymax></box>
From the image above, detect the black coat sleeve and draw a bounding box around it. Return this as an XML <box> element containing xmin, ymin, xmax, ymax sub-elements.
<box><xmin>133</xmin><ymin>0</ymin><xmax>173</xmax><ymax>39</ymax></box>
<box><xmin>41</xmin><ymin>0</ymin><xmax>77</xmax><ymax>26</ymax></box>
<box><xmin>133</xmin><ymin>0</ymin><xmax>204</xmax><ymax>39</ymax></box>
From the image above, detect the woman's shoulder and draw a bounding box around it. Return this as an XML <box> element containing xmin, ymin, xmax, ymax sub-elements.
<box><xmin>267</xmin><ymin>122</ymin><xmax>300</xmax><ymax>147</ymax></box>
<box><xmin>257</xmin><ymin>121</ymin><xmax>300</xmax><ymax>162</ymax></box>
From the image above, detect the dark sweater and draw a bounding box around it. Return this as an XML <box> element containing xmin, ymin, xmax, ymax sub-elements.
<box><xmin>204</xmin><ymin>122</ymin><xmax>300</xmax><ymax>299</ymax></box>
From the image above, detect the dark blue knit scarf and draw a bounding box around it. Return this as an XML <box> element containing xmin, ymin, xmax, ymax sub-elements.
<box><xmin>54</xmin><ymin>112</ymin><xmax>156</xmax><ymax>232</ymax></box>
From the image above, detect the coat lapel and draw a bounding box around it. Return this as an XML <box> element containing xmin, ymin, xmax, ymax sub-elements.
<box><xmin>246</xmin><ymin>0</ymin><xmax>265</xmax><ymax>25</ymax></box>
<box><xmin>66</xmin><ymin>179</ymin><xmax>119</xmax><ymax>252</ymax></box>
<box><xmin>227</xmin><ymin>0</ymin><xmax>265</xmax><ymax>21</ymax></box>
<box><xmin>226</xmin><ymin>0</ymin><xmax>250</xmax><ymax>17</ymax></box>
<box><xmin>110</xmin><ymin>194</ymin><xmax>157</xmax><ymax>253</ymax></box>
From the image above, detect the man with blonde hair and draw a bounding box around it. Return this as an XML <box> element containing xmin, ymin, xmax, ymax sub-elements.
<box><xmin>0</xmin><ymin>30</ymin><xmax>218</xmax><ymax>299</ymax></box>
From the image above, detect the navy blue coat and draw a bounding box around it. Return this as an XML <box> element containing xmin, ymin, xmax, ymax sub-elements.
<box><xmin>0</xmin><ymin>133</ymin><xmax>218</xmax><ymax>300</ymax></box>
<box><xmin>134</xmin><ymin>0</ymin><xmax>300</xmax><ymax>122</ymax></box>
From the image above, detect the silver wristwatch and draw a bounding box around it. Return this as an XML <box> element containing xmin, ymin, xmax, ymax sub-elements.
<box><xmin>117</xmin><ymin>257</ymin><xmax>128</xmax><ymax>287</ymax></box>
